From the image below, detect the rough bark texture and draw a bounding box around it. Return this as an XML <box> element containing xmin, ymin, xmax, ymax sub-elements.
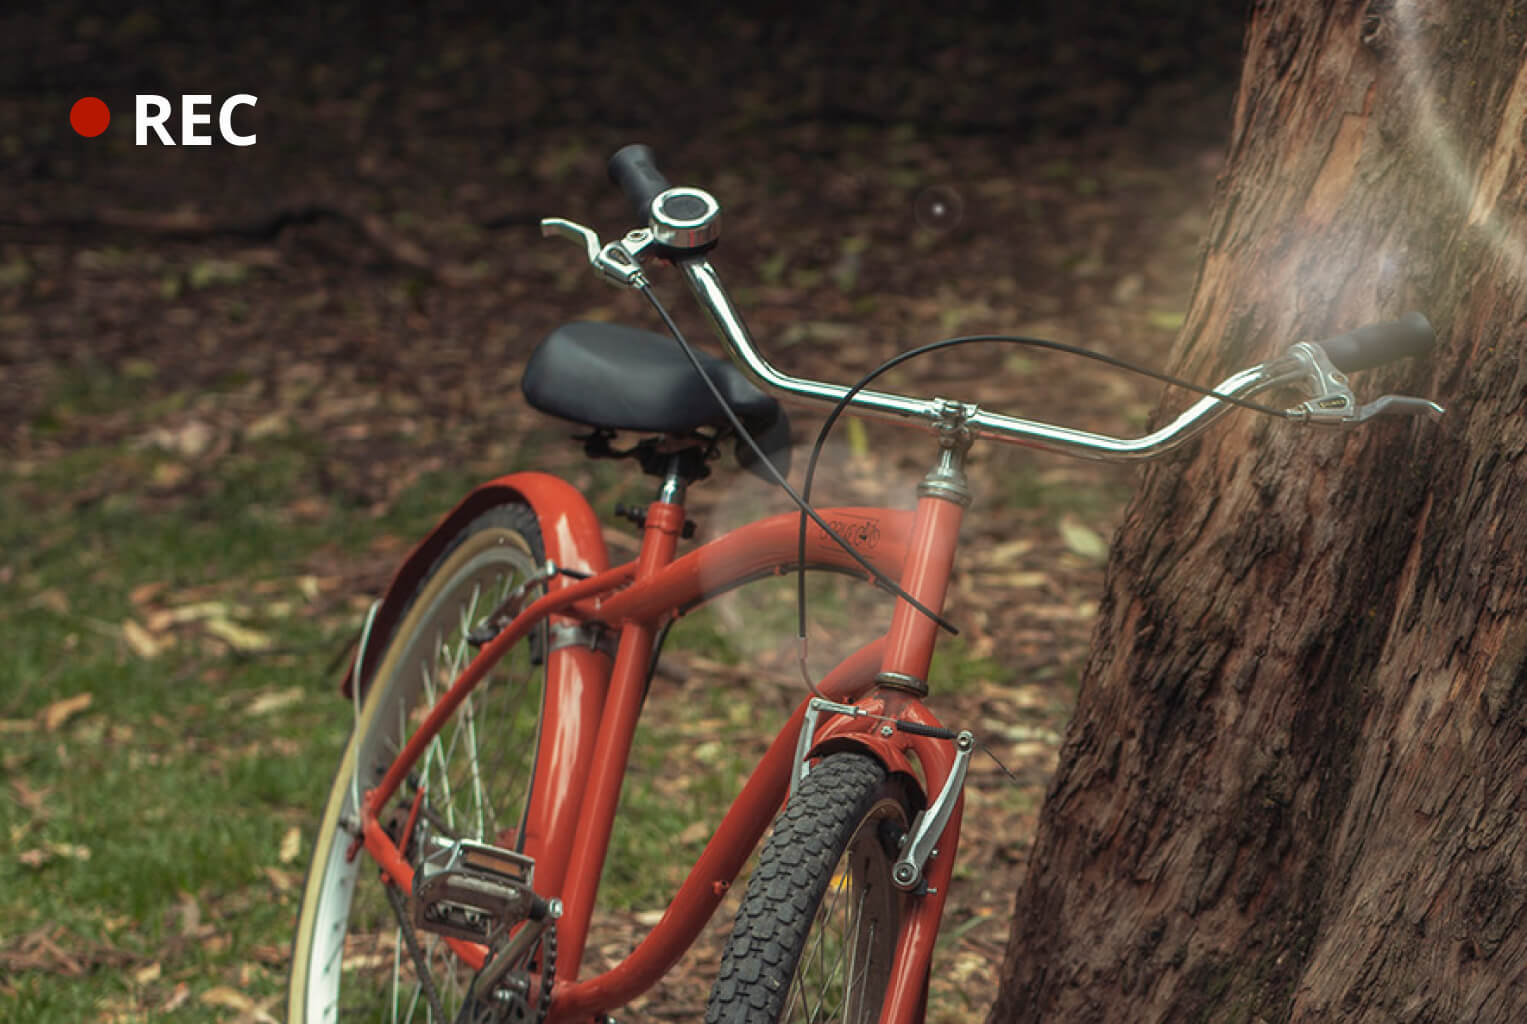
<box><xmin>991</xmin><ymin>2</ymin><xmax>1527</xmax><ymax>1021</ymax></box>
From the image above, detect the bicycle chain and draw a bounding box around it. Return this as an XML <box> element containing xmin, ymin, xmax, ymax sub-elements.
<box><xmin>380</xmin><ymin>864</ymin><xmax>556</xmax><ymax>1024</ymax></box>
<box><xmin>534</xmin><ymin>920</ymin><xmax>557</xmax><ymax>1024</ymax></box>
<box><xmin>384</xmin><ymin>877</ymin><xmax>450</xmax><ymax>1023</ymax></box>
<box><xmin>461</xmin><ymin>919</ymin><xmax>557</xmax><ymax>1024</ymax></box>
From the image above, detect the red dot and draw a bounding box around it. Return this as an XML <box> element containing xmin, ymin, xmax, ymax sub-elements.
<box><xmin>70</xmin><ymin>97</ymin><xmax>111</xmax><ymax>138</ymax></box>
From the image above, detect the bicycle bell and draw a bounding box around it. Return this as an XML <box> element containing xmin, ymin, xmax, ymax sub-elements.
<box><xmin>649</xmin><ymin>187</ymin><xmax>721</xmax><ymax>250</ymax></box>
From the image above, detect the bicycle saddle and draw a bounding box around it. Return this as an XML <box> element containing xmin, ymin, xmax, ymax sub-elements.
<box><xmin>522</xmin><ymin>321</ymin><xmax>791</xmax><ymax>481</ymax></box>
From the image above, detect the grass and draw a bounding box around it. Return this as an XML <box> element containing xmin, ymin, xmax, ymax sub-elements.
<box><xmin>1</xmin><ymin>356</ymin><xmax>1089</xmax><ymax>1021</ymax></box>
<box><xmin>1</xmin><ymin>433</ymin><xmax>371</xmax><ymax>1019</ymax></box>
<box><xmin>0</xmin><ymin>417</ymin><xmax>836</xmax><ymax>1019</ymax></box>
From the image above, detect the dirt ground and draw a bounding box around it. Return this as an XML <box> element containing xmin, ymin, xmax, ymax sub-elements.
<box><xmin>2</xmin><ymin>2</ymin><xmax>1249</xmax><ymax>1018</ymax></box>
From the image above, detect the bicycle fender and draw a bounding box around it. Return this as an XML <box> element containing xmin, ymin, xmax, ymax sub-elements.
<box><xmin>342</xmin><ymin>471</ymin><xmax>609</xmax><ymax>698</ymax></box>
<box><xmin>805</xmin><ymin>694</ymin><xmax>959</xmax><ymax>808</ymax></box>
<box><xmin>810</xmin><ymin>728</ymin><xmax>922</xmax><ymax>790</ymax></box>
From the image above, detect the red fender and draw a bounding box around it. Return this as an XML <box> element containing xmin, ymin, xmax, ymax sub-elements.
<box><xmin>342</xmin><ymin>471</ymin><xmax>609</xmax><ymax>698</ymax></box>
<box><xmin>805</xmin><ymin>691</ymin><xmax>956</xmax><ymax>806</ymax></box>
<box><xmin>810</xmin><ymin>724</ymin><xmax>924</xmax><ymax>790</ymax></box>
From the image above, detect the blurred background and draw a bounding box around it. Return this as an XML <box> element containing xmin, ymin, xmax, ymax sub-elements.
<box><xmin>1</xmin><ymin>2</ymin><xmax>1247</xmax><ymax>1020</ymax></box>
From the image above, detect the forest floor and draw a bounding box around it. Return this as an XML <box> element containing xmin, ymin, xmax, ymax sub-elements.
<box><xmin>0</xmin><ymin>3</ymin><xmax>1246</xmax><ymax>1021</ymax></box>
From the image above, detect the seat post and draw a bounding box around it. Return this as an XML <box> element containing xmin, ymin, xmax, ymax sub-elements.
<box><xmin>629</xmin><ymin>454</ymin><xmax>693</xmax><ymax>577</ymax></box>
<box><xmin>656</xmin><ymin>453</ymin><xmax>688</xmax><ymax>508</ymax></box>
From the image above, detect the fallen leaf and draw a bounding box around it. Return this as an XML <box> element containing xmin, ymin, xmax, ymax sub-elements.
<box><xmin>129</xmin><ymin>581</ymin><xmax>168</xmax><ymax>606</ymax></box>
<box><xmin>30</xmin><ymin>588</ymin><xmax>69</xmax><ymax>614</ymax></box>
<box><xmin>1058</xmin><ymin>517</ymin><xmax>1108</xmax><ymax>562</ymax></box>
<box><xmin>18</xmin><ymin>841</ymin><xmax>91</xmax><ymax>867</ymax></box>
<box><xmin>133</xmin><ymin>961</ymin><xmax>162</xmax><ymax>985</ymax></box>
<box><xmin>248</xmin><ymin>944</ymin><xmax>290</xmax><ymax>966</ymax></box>
<box><xmin>152</xmin><ymin>461</ymin><xmax>191</xmax><ymax>488</ymax></box>
<box><xmin>40</xmin><ymin>693</ymin><xmax>92</xmax><ymax>731</ymax></box>
<box><xmin>146</xmin><ymin>600</ymin><xmax>230</xmax><ymax>631</ymax></box>
<box><xmin>122</xmin><ymin>618</ymin><xmax>164</xmax><ymax>658</ymax></box>
<box><xmin>845</xmin><ymin>417</ymin><xmax>870</xmax><ymax>460</ymax></box>
<box><xmin>263</xmin><ymin>866</ymin><xmax>295</xmax><ymax>892</ymax></box>
<box><xmin>162</xmin><ymin>982</ymin><xmax>191</xmax><ymax>1012</ymax></box>
<box><xmin>10</xmin><ymin>779</ymin><xmax>51</xmax><ymax>817</ymax></box>
<box><xmin>245</xmin><ymin>411</ymin><xmax>290</xmax><ymax>440</ymax></box>
<box><xmin>1147</xmin><ymin>309</ymin><xmax>1187</xmax><ymax>331</ymax></box>
<box><xmin>203</xmin><ymin>618</ymin><xmax>273</xmax><ymax>652</ymax></box>
<box><xmin>278</xmin><ymin>825</ymin><xmax>301</xmax><ymax>864</ymax></box>
<box><xmin>200</xmin><ymin>985</ymin><xmax>254</xmax><ymax>1011</ymax></box>
<box><xmin>248</xmin><ymin>688</ymin><xmax>304</xmax><ymax>716</ymax></box>
<box><xmin>175</xmin><ymin>893</ymin><xmax>203</xmax><ymax>937</ymax></box>
<box><xmin>286</xmin><ymin>496</ymin><xmax>330</xmax><ymax>522</ymax></box>
<box><xmin>144</xmin><ymin>419</ymin><xmax>216</xmax><ymax>457</ymax></box>
<box><xmin>979</xmin><ymin>570</ymin><xmax>1050</xmax><ymax>588</ymax></box>
<box><xmin>986</xmin><ymin>538</ymin><xmax>1036</xmax><ymax>565</ymax></box>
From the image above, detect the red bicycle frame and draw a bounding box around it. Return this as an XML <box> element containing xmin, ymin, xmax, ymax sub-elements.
<box><xmin>354</xmin><ymin>468</ymin><xmax>970</xmax><ymax>1024</ymax></box>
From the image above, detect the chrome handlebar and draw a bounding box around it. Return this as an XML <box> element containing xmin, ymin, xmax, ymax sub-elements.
<box><xmin>680</xmin><ymin>257</ymin><xmax>1304</xmax><ymax>461</ymax></box>
<box><xmin>541</xmin><ymin>186</ymin><xmax>1443</xmax><ymax>462</ymax></box>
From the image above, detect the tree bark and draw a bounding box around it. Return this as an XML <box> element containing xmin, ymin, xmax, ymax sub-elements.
<box><xmin>992</xmin><ymin>2</ymin><xmax>1527</xmax><ymax>1021</ymax></box>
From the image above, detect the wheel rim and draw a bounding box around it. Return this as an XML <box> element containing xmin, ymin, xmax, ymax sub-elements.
<box><xmin>783</xmin><ymin>797</ymin><xmax>905</xmax><ymax>1024</ymax></box>
<box><xmin>296</xmin><ymin>527</ymin><xmax>544</xmax><ymax>1023</ymax></box>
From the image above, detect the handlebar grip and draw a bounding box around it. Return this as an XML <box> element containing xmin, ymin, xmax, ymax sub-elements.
<box><xmin>1315</xmin><ymin>312</ymin><xmax>1436</xmax><ymax>373</ymax></box>
<box><xmin>608</xmin><ymin>144</ymin><xmax>672</xmax><ymax>223</ymax></box>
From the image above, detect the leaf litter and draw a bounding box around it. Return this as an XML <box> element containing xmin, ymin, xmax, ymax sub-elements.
<box><xmin>0</xmin><ymin>4</ymin><xmax>1242</xmax><ymax>1019</ymax></box>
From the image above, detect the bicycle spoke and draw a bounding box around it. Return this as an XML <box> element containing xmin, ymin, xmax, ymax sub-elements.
<box><xmin>390</xmin><ymin>935</ymin><xmax>403</xmax><ymax>1023</ymax></box>
<box><xmin>293</xmin><ymin>511</ymin><xmax>549</xmax><ymax>1024</ymax></box>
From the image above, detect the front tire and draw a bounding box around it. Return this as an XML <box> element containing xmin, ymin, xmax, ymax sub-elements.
<box><xmin>706</xmin><ymin>753</ymin><xmax>916</xmax><ymax>1024</ymax></box>
<box><xmin>289</xmin><ymin>503</ymin><xmax>550</xmax><ymax>1023</ymax></box>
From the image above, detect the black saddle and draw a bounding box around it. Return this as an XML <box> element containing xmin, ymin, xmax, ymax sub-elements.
<box><xmin>521</xmin><ymin>321</ymin><xmax>791</xmax><ymax>481</ymax></box>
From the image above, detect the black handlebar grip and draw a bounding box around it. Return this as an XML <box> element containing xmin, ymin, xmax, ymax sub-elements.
<box><xmin>1315</xmin><ymin>312</ymin><xmax>1436</xmax><ymax>373</ymax></box>
<box><xmin>608</xmin><ymin>144</ymin><xmax>672</xmax><ymax>223</ymax></box>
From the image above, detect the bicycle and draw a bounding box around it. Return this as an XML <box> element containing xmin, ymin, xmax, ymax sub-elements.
<box><xmin>286</xmin><ymin>144</ymin><xmax>1445</xmax><ymax>1024</ymax></box>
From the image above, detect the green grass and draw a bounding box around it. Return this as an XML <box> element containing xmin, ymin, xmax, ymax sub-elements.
<box><xmin>0</xmin><ymin>377</ymin><xmax>1054</xmax><ymax>1019</ymax></box>
<box><xmin>0</xmin><ymin>393</ymin><xmax>520</xmax><ymax>1017</ymax></box>
<box><xmin>1</xmin><ymin>418</ymin><xmax>787</xmax><ymax>1017</ymax></box>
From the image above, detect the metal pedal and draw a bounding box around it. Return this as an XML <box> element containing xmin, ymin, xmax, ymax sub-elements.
<box><xmin>412</xmin><ymin>839</ymin><xmax>541</xmax><ymax>944</ymax></box>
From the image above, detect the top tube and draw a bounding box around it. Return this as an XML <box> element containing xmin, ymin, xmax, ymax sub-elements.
<box><xmin>679</xmin><ymin>257</ymin><xmax>1302</xmax><ymax>463</ymax></box>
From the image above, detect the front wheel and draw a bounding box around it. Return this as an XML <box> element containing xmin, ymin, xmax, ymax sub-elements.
<box><xmin>706</xmin><ymin>753</ymin><xmax>917</xmax><ymax>1024</ymax></box>
<box><xmin>289</xmin><ymin>503</ymin><xmax>551</xmax><ymax>1023</ymax></box>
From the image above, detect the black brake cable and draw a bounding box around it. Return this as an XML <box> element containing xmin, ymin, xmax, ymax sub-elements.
<box><xmin>636</xmin><ymin>286</ymin><xmax>958</xmax><ymax>657</ymax></box>
<box><xmin>640</xmin><ymin>278</ymin><xmax>1293</xmax><ymax>691</ymax></box>
<box><xmin>795</xmin><ymin>333</ymin><xmax>1294</xmax><ymax>639</ymax></box>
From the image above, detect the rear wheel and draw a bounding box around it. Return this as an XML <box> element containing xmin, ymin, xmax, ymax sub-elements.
<box><xmin>706</xmin><ymin>753</ymin><xmax>916</xmax><ymax>1024</ymax></box>
<box><xmin>289</xmin><ymin>504</ymin><xmax>550</xmax><ymax>1023</ymax></box>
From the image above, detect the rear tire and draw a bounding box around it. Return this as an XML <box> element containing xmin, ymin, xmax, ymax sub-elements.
<box><xmin>706</xmin><ymin>753</ymin><xmax>916</xmax><ymax>1024</ymax></box>
<box><xmin>289</xmin><ymin>503</ymin><xmax>550</xmax><ymax>1023</ymax></box>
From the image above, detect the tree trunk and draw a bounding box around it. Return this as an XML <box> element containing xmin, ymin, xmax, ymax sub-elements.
<box><xmin>991</xmin><ymin>2</ymin><xmax>1527</xmax><ymax>1021</ymax></box>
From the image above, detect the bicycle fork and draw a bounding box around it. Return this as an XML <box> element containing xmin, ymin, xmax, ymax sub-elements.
<box><xmin>794</xmin><ymin>406</ymin><xmax>979</xmax><ymax>1024</ymax></box>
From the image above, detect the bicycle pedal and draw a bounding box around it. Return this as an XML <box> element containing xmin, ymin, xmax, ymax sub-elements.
<box><xmin>412</xmin><ymin>839</ymin><xmax>540</xmax><ymax>944</ymax></box>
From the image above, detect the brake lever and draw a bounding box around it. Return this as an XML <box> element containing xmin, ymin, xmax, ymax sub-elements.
<box><xmin>1335</xmin><ymin>394</ymin><xmax>1445</xmax><ymax>424</ymax></box>
<box><xmin>539</xmin><ymin>217</ymin><xmax>656</xmax><ymax>289</ymax></box>
<box><xmin>1280</xmin><ymin>341</ymin><xmax>1445</xmax><ymax>425</ymax></box>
